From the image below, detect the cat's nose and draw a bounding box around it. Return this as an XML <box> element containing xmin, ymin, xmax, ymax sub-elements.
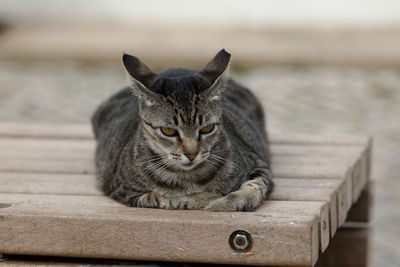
<box><xmin>185</xmin><ymin>152</ymin><xmax>198</xmax><ymax>161</ymax></box>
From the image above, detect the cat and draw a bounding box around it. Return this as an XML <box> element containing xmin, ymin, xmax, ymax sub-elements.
<box><xmin>91</xmin><ymin>49</ymin><xmax>273</xmax><ymax>211</ymax></box>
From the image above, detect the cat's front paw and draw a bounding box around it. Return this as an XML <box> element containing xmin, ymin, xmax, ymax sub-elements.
<box><xmin>203</xmin><ymin>192</ymin><xmax>262</xmax><ymax>212</ymax></box>
<box><xmin>137</xmin><ymin>192</ymin><xmax>171</xmax><ymax>209</ymax></box>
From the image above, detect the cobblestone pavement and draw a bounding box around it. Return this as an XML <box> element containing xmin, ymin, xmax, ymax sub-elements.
<box><xmin>1</xmin><ymin>62</ymin><xmax>399</xmax><ymax>266</ymax></box>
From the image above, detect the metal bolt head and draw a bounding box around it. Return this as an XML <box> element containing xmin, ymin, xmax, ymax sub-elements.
<box><xmin>229</xmin><ymin>230</ymin><xmax>252</xmax><ymax>252</ymax></box>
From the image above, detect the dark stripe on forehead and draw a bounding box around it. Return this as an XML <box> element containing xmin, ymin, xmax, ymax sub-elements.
<box><xmin>179</xmin><ymin>113</ymin><xmax>186</xmax><ymax>124</ymax></box>
<box><xmin>192</xmin><ymin>107</ymin><xmax>198</xmax><ymax>124</ymax></box>
<box><xmin>173</xmin><ymin>116</ymin><xmax>178</xmax><ymax>126</ymax></box>
<box><xmin>166</xmin><ymin>97</ymin><xmax>175</xmax><ymax>106</ymax></box>
<box><xmin>199</xmin><ymin>114</ymin><xmax>203</xmax><ymax>126</ymax></box>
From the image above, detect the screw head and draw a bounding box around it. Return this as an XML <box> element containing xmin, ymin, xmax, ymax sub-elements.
<box><xmin>229</xmin><ymin>230</ymin><xmax>252</xmax><ymax>252</ymax></box>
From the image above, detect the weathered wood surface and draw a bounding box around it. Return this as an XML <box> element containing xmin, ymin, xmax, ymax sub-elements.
<box><xmin>0</xmin><ymin>225</ymin><xmax>371</xmax><ymax>267</ymax></box>
<box><xmin>0</xmin><ymin>123</ymin><xmax>372</xmax><ymax>266</ymax></box>
<box><xmin>0</xmin><ymin>173</ymin><xmax>331</xmax><ymax>252</ymax></box>
<box><xmin>0</xmin><ymin>194</ymin><xmax>320</xmax><ymax>267</ymax></box>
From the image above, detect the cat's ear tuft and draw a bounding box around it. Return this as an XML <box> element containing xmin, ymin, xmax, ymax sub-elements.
<box><xmin>122</xmin><ymin>53</ymin><xmax>157</xmax><ymax>88</ymax></box>
<box><xmin>199</xmin><ymin>49</ymin><xmax>231</xmax><ymax>85</ymax></box>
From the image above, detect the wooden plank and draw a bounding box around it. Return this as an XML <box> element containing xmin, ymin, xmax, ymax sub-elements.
<box><xmin>0</xmin><ymin>123</ymin><xmax>93</xmax><ymax>140</ymax></box>
<box><xmin>271</xmin><ymin>187</ymin><xmax>335</xmax><ymax>241</ymax></box>
<box><xmin>271</xmin><ymin>156</ymin><xmax>356</xmax><ymax>166</ymax></box>
<box><xmin>0</xmin><ymin>138</ymin><xmax>363</xmax><ymax>197</ymax></box>
<box><xmin>272</xmin><ymin>165</ymin><xmax>353</xmax><ymax>212</ymax></box>
<box><xmin>0</xmin><ymin>138</ymin><xmax>95</xmax><ymax>150</ymax></box>
<box><xmin>0</xmin><ymin>172</ymin><xmax>99</xmax><ymax>195</ymax></box>
<box><xmin>273</xmin><ymin>158</ymin><xmax>356</xmax><ymax>218</ymax></box>
<box><xmin>274</xmin><ymin>178</ymin><xmax>347</xmax><ymax>227</ymax></box>
<box><xmin>269</xmin><ymin>133</ymin><xmax>371</xmax><ymax>146</ymax></box>
<box><xmin>0</xmin><ymin>158</ymin><xmax>94</xmax><ymax>174</ymax></box>
<box><xmin>0</xmin><ymin>194</ymin><xmax>320</xmax><ymax>267</ymax></box>
<box><xmin>0</xmin><ymin>173</ymin><xmax>331</xmax><ymax>252</ymax></box>
<box><xmin>270</xmin><ymin>144</ymin><xmax>363</xmax><ymax>157</ymax></box>
<box><xmin>0</xmin><ymin>142</ymin><xmax>360</xmax><ymax>210</ymax></box>
<box><xmin>0</xmin><ymin>226</ymin><xmax>371</xmax><ymax>267</ymax></box>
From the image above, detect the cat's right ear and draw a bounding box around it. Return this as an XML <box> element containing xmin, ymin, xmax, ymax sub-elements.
<box><xmin>122</xmin><ymin>53</ymin><xmax>160</xmax><ymax>106</ymax></box>
<box><xmin>199</xmin><ymin>49</ymin><xmax>231</xmax><ymax>85</ymax></box>
<box><xmin>198</xmin><ymin>49</ymin><xmax>231</xmax><ymax>102</ymax></box>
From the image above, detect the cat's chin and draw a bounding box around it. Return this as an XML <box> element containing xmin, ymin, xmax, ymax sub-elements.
<box><xmin>176</xmin><ymin>160</ymin><xmax>204</xmax><ymax>171</ymax></box>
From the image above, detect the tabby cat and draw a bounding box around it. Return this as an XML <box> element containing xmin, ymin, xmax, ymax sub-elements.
<box><xmin>91</xmin><ymin>49</ymin><xmax>273</xmax><ymax>211</ymax></box>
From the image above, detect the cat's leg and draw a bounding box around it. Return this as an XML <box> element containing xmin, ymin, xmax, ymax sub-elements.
<box><xmin>204</xmin><ymin>167</ymin><xmax>273</xmax><ymax>211</ymax></box>
<box><xmin>168</xmin><ymin>192</ymin><xmax>222</xmax><ymax>210</ymax></box>
<box><xmin>106</xmin><ymin>185</ymin><xmax>172</xmax><ymax>209</ymax></box>
<box><xmin>137</xmin><ymin>192</ymin><xmax>172</xmax><ymax>209</ymax></box>
<box><xmin>137</xmin><ymin>192</ymin><xmax>222</xmax><ymax>210</ymax></box>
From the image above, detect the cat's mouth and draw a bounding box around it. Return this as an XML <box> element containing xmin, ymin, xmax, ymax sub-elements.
<box><xmin>177</xmin><ymin>159</ymin><xmax>205</xmax><ymax>171</ymax></box>
<box><xmin>179</xmin><ymin>161</ymin><xmax>198</xmax><ymax>170</ymax></box>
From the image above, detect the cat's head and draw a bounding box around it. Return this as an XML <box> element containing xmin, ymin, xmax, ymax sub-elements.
<box><xmin>123</xmin><ymin>49</ymin><xmax>230</xmax><ymax>171</ymax></box>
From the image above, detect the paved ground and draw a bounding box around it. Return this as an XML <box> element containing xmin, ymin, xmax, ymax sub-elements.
<box><xmin>0</xmin><ymin>61</ymin><xmax>399</xmax><ymax>266</ymax></box>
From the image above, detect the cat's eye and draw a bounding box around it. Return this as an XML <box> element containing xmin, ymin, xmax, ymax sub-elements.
<box><xmin>200</xmin><ymin>124</ymin><xmax>215</xmax><ymax>135</ymax></box>
<box><xmin>160</xmin><ymin>127</ymin><xmax>178</xmax><ymax>137</ymax></box>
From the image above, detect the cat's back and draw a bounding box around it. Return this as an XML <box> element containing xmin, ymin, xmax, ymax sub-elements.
<box><xmin>91</xmin><ymin>87</ymin><xmax>139</xmax><ymax>139</ymax></box>
<box><xmin>222</xmin><ymin>78</ymin><xmax>265</xmax><ymax>130</ymax></box>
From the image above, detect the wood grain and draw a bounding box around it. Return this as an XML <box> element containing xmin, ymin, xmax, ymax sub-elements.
<box><xmin>0</xmin><ymin>173</ymin><xmax>332</xmax><ymax>252</ymax></box>
<box><xmin>0</xmin><ymin>194</ymin><xmax>320</xmax><ymax>266</ymax></box>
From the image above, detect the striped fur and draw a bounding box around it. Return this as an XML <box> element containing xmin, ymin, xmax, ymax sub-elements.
<box><xmin>91</xmin><ymin>50</ymin><xmax>273</xmax><ymax>211</ymax></box>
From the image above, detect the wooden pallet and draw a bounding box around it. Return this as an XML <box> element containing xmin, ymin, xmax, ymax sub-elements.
<box><xmin>0</xmin><ymin>123</ymin><xmax>372</xmax><ymax>267</ymax></box>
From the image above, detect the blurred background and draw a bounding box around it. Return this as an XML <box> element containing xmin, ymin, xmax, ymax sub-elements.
<box><xmin>0</xmin><ymin>1</ymin><xmax>399</xmax><ymax>266</ymax></box>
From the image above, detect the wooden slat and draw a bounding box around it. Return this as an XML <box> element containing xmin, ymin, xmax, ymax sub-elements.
<box><xmin>269</xmin><ymin>133</ymin><xmax>370</xmax><ymax>146</ymax></box>
<box><xmin>0</xmin><ymin>141</ymin><xmax>363</xmax><ymax>240</ymax></box>
<box><xmin>274</xmin><ymin>178</ymin><xmax>348</xmax><ymax>227</ymax></box>
<box><xmin>0</xmin><ymin>172</ymin><xmax>331</xmax><ymax>252</ymax></box>
<box><xmin>0</xmin><ymin>172</ymin><xmax>99</xmax><ymax>195</ymax></box>
<box><xmin>0</xmin><ymin>123</ymin><xmax>93</xmax><ymax>139</ymax></box>
<box><xmin>271</xmin><ymin>187</ymin><xmax>335</xmax><ymax>241</ymax></box>
<box><xmin>0</xmin><ymin>160</ymin><xmax>348</xmax><ymax>229</ymax></box>
<box><xmin>271</xmin><ymin>156</ymin><xmax>356</xmax><ymax>166</ymax></box>
<box><xmin>0</xmin><ymin>225</ymin><xmax>370</xmax><ymax>267</ymax></box>
<box><xmin>0</xmin><ymin>194</ymin><xmax>320</xmax><ymax>267</ymax></box>
<box><xmin>0</xmin><ymin>138</ymin><xmax>363</xmax><ymax>203</ymax></box>
<box><xmin>272</xmin><ymin>165</ymin><xmax>352</xmax><ymax>209</ymax></box>
<box><xmin>0</xmin><ymin>158</ymin><xmax>94</xmax><ymax>174</ymax></box>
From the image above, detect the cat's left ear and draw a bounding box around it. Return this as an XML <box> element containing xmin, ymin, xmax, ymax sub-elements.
<box><xmin>123</xmin><ymin>53</ymin><xmax>161</xmax><ymax>107</ymax></box>
<box><xmin>199</xmin><ymin>49</ymin><xmax>231</xmax><ymax>101</ymax></box>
